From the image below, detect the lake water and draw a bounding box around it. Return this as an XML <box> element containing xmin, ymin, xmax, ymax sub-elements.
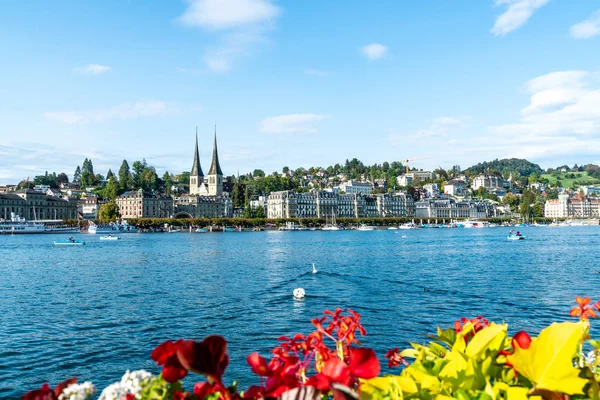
<box><xmin>1</xmin><ymin>227</ymin><xmax>599</xmax><ymax>398</ymax></box>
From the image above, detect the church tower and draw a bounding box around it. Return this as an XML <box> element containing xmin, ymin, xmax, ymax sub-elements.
<box><xmin>189</xmin><ymin>127</ymin><xmax>204</xmax><ymax>195</ymax></box>
<box><xmin>207</xmin><ymin>126</ymin><xmax>223</xmax><ymax>196</ymax></box>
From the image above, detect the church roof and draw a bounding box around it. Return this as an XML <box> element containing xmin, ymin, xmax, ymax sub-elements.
<box><xmin>208</xmin><ymin>128</ymin><xmax>223</xmax><ymax>176</ymax></box>
<box><xmin>191</xmin><ymin>128</ymin><xmax>204</xmax><ymax>177</ymax></box>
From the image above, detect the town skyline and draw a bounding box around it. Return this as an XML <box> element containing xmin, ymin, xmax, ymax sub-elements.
<box><xmin>1</xmin><ymin>1</ymin><xmax>600</xmax><ymax>185</ymax></box>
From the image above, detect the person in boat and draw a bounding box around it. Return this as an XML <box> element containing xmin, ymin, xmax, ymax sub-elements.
<box><xmin>509</xmin><ymin>229</ymin><xmax>515</xmax><ymax>236</ymax></box>
<box><xmin>516</xmin><ymin>231</ymin><xmax>521</xmax><ymax>237</ymax></box>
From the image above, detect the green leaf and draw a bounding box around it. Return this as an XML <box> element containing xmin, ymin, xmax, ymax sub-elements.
<box><xmin>465</xmin><ymin>324</ymin><xmax>507</xmax><ymax>359</ymax></box>
<box><xmin>507</xmin><ymin>321</ymin><xmax>588</xmax><ymax>395</ymax></box>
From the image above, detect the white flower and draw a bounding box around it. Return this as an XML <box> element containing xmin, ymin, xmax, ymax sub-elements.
<box><xmin>99</xmin><ymin>370</ymin><xmax>153</xmax><ymax>400</ymax></box>
<box><xmin>58</xmin><ymin>381</ymin><xmax>96</xmax><ymax>400</ymax></box>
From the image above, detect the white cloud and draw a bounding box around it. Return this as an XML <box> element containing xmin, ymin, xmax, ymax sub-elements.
<box><xmin>489</xmin><ymin>70</ymin><xmax>600</xmax><ymax>160</ymax></box>
<box><xmin>570</xmin><ymin>10</ymin><xmax>600</xmax><ymax>39</ymax></box>
<box><xmin>177</xmin><ymin>0</ymin><xmax>280</xmax><ymax>72</ymax></box>
<box><xmin>44</xmin><ymin>100</ymin><xmax>173</xmax><ymax>125</ymax></box>
<box><xmin>74</xmin><ymin>64</ymin><xmax>112</xmax><ymax>75</ymax></box>
<box><xmin>491</xmin><ymin>0</ymin><xmax>549</xmax><ymax>36</ymax></box>
<box><xmin>389</xmin><ymin>116</ymin><xmax>471</xmax><ymax>145</ymax></box>
<box><xmin>304</xmin><ymin>68</ymin><xmax>332</xmax><ymax>77</ymax></box>
<box><xmin>178</xmin><ymin>0</ymin><xmax>280</xmax><ymax>30</ymax></box>
<box><xmin>259</xmin><ymin>114</ymin><xmax>328</xmax><ymax>134</ymax></box>
<box><xmin>361</xmin><ymin>43</ymin><xmax>388</xmax><ymax>61</ymax></box>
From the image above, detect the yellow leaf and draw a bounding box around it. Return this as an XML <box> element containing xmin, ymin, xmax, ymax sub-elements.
<box><xmin>397</xmin><ymin>376</ymin><xmax>418</xmax><ymax>394</ymax></box>
<box><xmin>506</xmin><ymin>387</ymin><xmax>529</xmax><ymax>400</ymax></box>
<box><xmin>465</xmin><ymin>323</ymin><xmax>507</xmax><ymax>359</ymax></box>
<box><xmin>507</xmin><ymin>321</ymin><xmax>588</xmax><ymax>395</ymax></box>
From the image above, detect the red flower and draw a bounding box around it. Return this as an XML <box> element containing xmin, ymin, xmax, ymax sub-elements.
<box><xmin>177</xmin><ymin>336</ymin><xmax>229</xmax><ymax>384</ymax></box>
<box><xmin>309</xmin><ymin>347</ymin><xmax>380</xmax><ymax>391</ymax></box>
<box><xmin>194</xmin><ymin>381</ymin><xmax>225</xmax><ymax>400</ymax></box>
<box><xmin>151</xmin><ymin>339</ymin><xmax>188</xmax><ymax>383</ymax></box>
<box><xmin>247</xmin><ymin>353</ymin><xmax>270</xmax><ymax>376</ymax></box>
<box><xmin>511</xmin><ymin>331</ymin><xmax>532</xmax><ymax>350</ymax></box>
<box><xmin>20</xmin><ymin>378</ymin><xmax>77</xmax><ymax>400</ymax></box>
<box><xmin>453</xmin><ymin>316</ymin><xmax>489</xmax><ymax>343</ymax></box>
<box><xmin>385</xmin><ymin>348</ymin><xmax>408</xmax><ymax>368</ymax></box>
<box><xmin>570</xmin><ymin>296</ymin><xmax>597</xmax><ymax>320</ymax></box>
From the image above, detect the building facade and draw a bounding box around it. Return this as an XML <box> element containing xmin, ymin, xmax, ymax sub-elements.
<box><xmin>545</xmin><ymin>194</ymin><xmax>600</xmax><ymax>218</ymax></box>
<box><xmin>335</xmin><ymin>180</ymin><xmax>373</xmax><ymax>195</ymax></box>
<box><xmin>472</xmin><ymin>174</ymin><xmax>503</xmax><ymax>190</ymax></box>
<box><xmin>116</xmin><ymin>190</ymin><xmax>173</xmax><ymax>219</ymax></box>
<box><xmin>78</xmin><ymin>195</ymin><xmax>99</xmax><ymax>220</ymax></box>
<box><xmin>267</xmin><ymin>191</ymin><xmax>415</xmax><ymax>219</ymax></box>
<box><xmin>415</xmin><ymin>199</ymin><xmax>494</xmax><ymax>219</ymax></box>
<box><xmin>174</xmin><ymin>127</ymin><xmax>233</xmax><ymax>218</ymax></box>
<box><xmin>0</xmin><ymin>189</ymin><xmax>77</xmax><ymax>220</ymax></box>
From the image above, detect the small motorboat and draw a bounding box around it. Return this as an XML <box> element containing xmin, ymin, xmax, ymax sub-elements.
<box><xmin>507</xmin><ymin>235</ymin><xmax>526</xmax><ymax>241</ymax></box>
<box><xmin>387</xmin><ymin>226</ymin><xmax>398</xmax><ymax>230</ymax></box>
<box><xmin>100</xmin><ymin>235</ymin><xmax>121</xmax><ymax>241</ymax></box>
<box><xmin>357</xmin><ymin>224</ymin><xmax>375</xmax><ymax>231</ymax></box>
<box><xmin>195</xmin><ymin>227</ymin><xmax>209</xmax><ymax>233</ymax></box>
<box><xmin>54</xmin><ymin>240</ymin><xmax>85</xmax><ymax>246</ymax></box>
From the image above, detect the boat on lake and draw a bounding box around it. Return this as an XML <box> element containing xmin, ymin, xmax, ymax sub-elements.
<box><xmin>507</xmin><ymin>235</ymin><xmax>526</xmax><ymax>240</ymax></box>
<box><xmin>0</xmin><ymin>213</ymin><xmax>79</xmax><ymax>234</ymax></box>
<box><xmin>100</xmin><ymin>235</ymin><xmax>121</xmax><ymax>241</ymax></box>
<box><xmin>195</xmin><ymin>227</ymin><xmax>209</xmax><ymax>233</ymax></box>
<box><xmin>54</xmin><ymin>239</ymin><xmax>85</xmax><ymax>246</ymax></box>
<box><xmin>357</xmin><ymin>224</ymin><xmax>375</xmax><ymax>231</ymax></box>
<box><xmin>88</xmin><ymin>220</ymin><xmax>138</xmax><ymax>234</ymax></box>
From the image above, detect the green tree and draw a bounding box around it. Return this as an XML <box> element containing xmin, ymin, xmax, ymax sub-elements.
<box><xmin>282</xmin><ymin>166</ymin><xmax>289</xmax><ymax>174</ymax></box>
<box><xmin>106</xmin><ymin>169</ymin><xmax>114</xmax><ymax>180</ymax></box>
<box><xmin>132</xmin><ymin>159</ymin><xmax>147</xmax><ymax>189</ymax></box>
<box><xmin>163</xmin><ymin>172</ymin><xmax>173</xmax><ymax>196</ymax></box>
<box><xmin>178</xmin><ymin>171</ymin><xmax>190</xmax><ymax>183</ymax></box>
<box><xmin>254</xmin><ymin>205</ymin><xmax>266</xmax><ymax>218</ymax></box>
<box><xmin>232</xmin><ymin>182</ymin><xmax>242</xmax><ymax>207</ymax></box>
<box><xmin>73</xmin><ymin>166</ymin><xmax>81</xmax><ymax>182</ymax></box>
<box><xmin>253</xmin><ymin>169</ymin><xmax>265</xmax><ymax>178</ymax></box>
<box><xmin>56</xmin><ymin>172</ymin><xmax>69</xmax><ymax>186</ymax></box>
<box><xmin>118</xmin><ymin>160</ymin><xmax>131</xmax><ymax>191</ymax></box>
<box><xmin>106</xmin><ymin>176</ymin><xmax>118</xmax><ymax>201</ymax></box>
<box><xmin>98</xmin><ymin>202</ymin><xmax>119</xmax><ymax>222</ymax></box>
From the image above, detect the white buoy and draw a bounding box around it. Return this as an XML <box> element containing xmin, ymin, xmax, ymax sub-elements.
<box><xmin>293</xmin><ymin>288</ymin><xmax>305</xmax><ymax>299</ymax></box>
<box><xmin>312</xmin><ymin>263</ymin><xmax>317</xmax><ymax>274</ymax></box>
<box><xmin>401</xmin><ymin>235</ymin><xmax>407</xmax><ymax>238</ymax></box>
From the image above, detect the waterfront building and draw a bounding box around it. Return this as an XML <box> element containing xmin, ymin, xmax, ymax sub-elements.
<box><xmin>545</xmin><ymin>194</ymin><xmax>600</xmax><ymax>218</ymax></box>
<box><xmin>0</xmin><ymin>189</ymin><xmax>78</xmax><ymax>220</ymax></box>
<box><xmin>116</xmin><ymin>190</ymin><xmax>173</xmax><ymax>218</ymax></box>
<box><xmin>267</xmin><ymin>191</ymin><xmax>416</xmax><ymax>219</ymax></box>
<box><xmin>374</xmin><ymin>193</ymin><xmax>415</xmax><ymax>217</ymax></box>
<box><xmin>249</xmin><ymin>196</ymin><xmax>267</xmax><ymax>210</ymax></box>
<box><xmin>581</xmin><ymin>186</ymin><xmax>600</xmax><ymax>196</ymax></box>
<box><xmin>471</xmin><ymin>174</ymin><xmax>503</xmax><ymax>190</ymax></box>
<box><xmin>173</xmin><ymin>127</ymin><xmax>233</xmax><ymax>218</ymax></box>
<box><xmin>415</xmin><ymin>199</ymin><xmax>493</xmax><ymax>219</ymax></box>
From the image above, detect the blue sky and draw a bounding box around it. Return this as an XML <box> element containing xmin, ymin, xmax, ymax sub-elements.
<box><xmin>1</xmin><ymin>0</ymin><xmax>600</xmax><ymax>184</ymax></box>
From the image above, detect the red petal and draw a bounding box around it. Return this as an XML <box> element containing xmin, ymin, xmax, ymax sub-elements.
<box><xmin>54</xmin><ymin>377</ymin><xmax>77</xmax><ymax>397</ymax></box>
<box><xmin>177</xmin><ymin>336</ymin><xmax>229</xmax><ymax>382</ymax></box>
<box><xmin>306</xmin><ymin>374</ymin><xmax>332</xmax><ymax>391</ymax></box>
<box><xmin>247</xmin><ymin>352</ymin><xmax>269</xmax><ymax>376</ymax></box>
<box><xmin>349</xmin><ymin>348</ymin><xmax>380</xmax><ymax>379</ymax></box>
<box><xmin>163</xmin><ymin>355</ymin><xmax>188</xmax><ymax>383</ymax></box>
<box><xmin>19</xmin><ymin>383</ymin><xmax>56</xmax><ymax>400</ymax></box>
<box><xmin>322</xmin><ymin>358</ymin><xmax>351</xmax><ymax>386</ymax></box>
<box><xmin>243</xmin><ymin>385</ymin><xmax>265</xmax><ymax>399</ymax></box>
<box><xmin>151</xmin><ymin>340</ymin><xmax>178</xmax><ymax>365</ymax></box>
<box><xmin>512</xmin><ymin>331</ymin><xmax>532</xmax><ymax>350</ymax></box>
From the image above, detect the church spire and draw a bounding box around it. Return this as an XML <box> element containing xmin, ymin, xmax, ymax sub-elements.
<box><xmin>208</xmin><ymin>124</ymin><xmax>223</xmax><ymax>176</ymax></box>
<box><xmin>191</xmin><ymin>126</ymin><xmax>203</xmax><ymax>177</ymax></box>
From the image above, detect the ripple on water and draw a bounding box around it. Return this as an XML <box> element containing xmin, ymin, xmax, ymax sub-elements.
<box><xmin>1</xmin><ymin>227</ymin><xmax>599</xmax><ymax>397</ymax></box>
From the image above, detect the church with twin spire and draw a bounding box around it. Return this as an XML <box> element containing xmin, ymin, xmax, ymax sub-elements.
<box><xmin>173</xmin><ymin>127</ymin><xmax>233</xmax><ymax>218</ymax></box>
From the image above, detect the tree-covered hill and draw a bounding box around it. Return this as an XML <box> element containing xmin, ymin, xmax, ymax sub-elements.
<box><xmin>464</xmin><ymin>158</ymin><xmax>544</xmax><ymax>177</ymax></box>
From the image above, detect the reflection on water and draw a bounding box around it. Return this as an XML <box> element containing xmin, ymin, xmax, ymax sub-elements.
<box><xmin>0</xmin><ymin>227</ymin><xmax>599</xmax><ymax>397</ymax></box>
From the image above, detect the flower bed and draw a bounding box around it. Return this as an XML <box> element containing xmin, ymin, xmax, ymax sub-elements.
<box><xmin>21</xmin><ymin>298</ymin><xmax>600</xmax><ymax>400</ymax></box>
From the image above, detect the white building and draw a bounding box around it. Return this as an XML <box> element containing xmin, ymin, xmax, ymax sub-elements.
<box><xmin>423</xmin><ymin>183</ymin><xmax>439</xmax><ymax>198</ymax></box>
<box><xmin>471</xmin><ymin>174</ymin><xmax>503</xmax><ymax>190</ymax></box>
<box><xmin>545</xmin><ymin>194</ymin><xmax>600</xmax><ymax>218</ymax></box>
<box><xmin>374</xmin><ymin>193</ymin><xmax>415</xmax><ymax>217</ymax></box>
<box><xmin>336</xmin><ymin>180</ymin><xmax>373</xmax><ymax>195</ymax></box>
<box><xmin>249</xmin><ymin>195</ymin><xmax>267</xmax><ymax>210</ymax></box>
<box><xmin>396</xmin><ymin>175</ymin><xmax>413</xmax><ymax>187</ymax></box>
<box><xmin>581</xmin><ymin>186</ymin><xmax>600</xmax><ymax>196</ymax></box>
<box><xmin>444</xmin><ymin>183</ymin><xmax>467</xmax><ymax>197</ymax></box>
<box><xmin>33</xmin><ymin>185</ymin><xmax>51</xmax><ymax>193</ymax></box>
<box><xmin>415</xmin><ymin>199</ymin><xmax>495</xmax><ymax>219</ymax></box>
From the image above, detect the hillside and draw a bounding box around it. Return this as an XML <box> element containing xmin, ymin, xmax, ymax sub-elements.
<box><xmin>541</xmin><ymin>171</ymin><xmax>600</xmax><ymax>189</ymax></box>
<box><xmin>465</xmin><ymin>158</ymin><xmax>543</xmax><ymax>177</ymax></box>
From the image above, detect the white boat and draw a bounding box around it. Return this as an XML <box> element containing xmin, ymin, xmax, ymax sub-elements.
<box><xmin>100</xmin><ymin>235</ymin><xmax>121</xmax><ymax>241</ymax></box>
<box><xmin>507</xmin><ymin>235</ymin><xmax>526</xmax><ymax>241</ymax></box>
<box><xmin>357</xmin><ymin>224</ymin><xmax>375</xmax><ymax>231</ymax></box>
<box><xmin>321</xmin><ymin>212</ymin><xmax>340</xmax><ymax>231</ymax></box>
<box><xmin>195</xmin><ymin>227</ymin><xmax>209</xmax><ymax>233</ymax></box>
<box><xmin>0</xmin><ymin>213</ymin><xmax>78</xmax><ymax>234</ymax></box>
<box><xmin>280</xmin><ymin>222</ymin><xmax>303</xmax><ymax>231</ymax></box>
<box><xmin>88</xmin><ymin>220</ymin><xmax>138</xmax><ymax>234</ymax></box>
<box><xmin>54</xmin><ymin>240</ymin><xmax>85</xmax><ymax>246</ymax></box>
<box><xmin>387</xmin><ymin>226</ymin><xmax>398</xmax><ymax>230</ymax></box>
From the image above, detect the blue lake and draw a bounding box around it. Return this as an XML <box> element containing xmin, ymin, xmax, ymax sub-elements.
<box><xmin>1</xmin><ymin>227</ymin><xmax>599</xmax><ymax>398</ymax></box>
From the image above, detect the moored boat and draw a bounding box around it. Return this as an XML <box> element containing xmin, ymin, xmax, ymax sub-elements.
<box><xmin>100</xmin><ymin>235</ymin><xmax>121</xmax><ymax>241</ymax></box>
<box><xmin>54</xmin><ymin>239</ymin><xmax>85</xmax><ymax>246</ymax></box>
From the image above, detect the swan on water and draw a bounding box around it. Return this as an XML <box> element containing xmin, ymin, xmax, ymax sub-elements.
<box><xmin>293</xmin><ymin>288</ymin><xmax>305</xmax><ymax>299</ymax></box>
<box><xmin>312</xmin><ymin>263</ymin><xmax>317</xmax><ymax>274</ymax></box>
